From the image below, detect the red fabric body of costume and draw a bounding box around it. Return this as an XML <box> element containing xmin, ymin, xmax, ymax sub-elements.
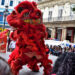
<box><xmin>7</xmin><ymin>1</ymin><xmax>52</xmax><ymax>75</ymax></box>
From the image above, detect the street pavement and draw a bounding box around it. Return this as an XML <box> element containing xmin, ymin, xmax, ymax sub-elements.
<box><xmin>0</xmin><ymin>52</ymin><xmax>58</xmax><ymax>75</ymax></box>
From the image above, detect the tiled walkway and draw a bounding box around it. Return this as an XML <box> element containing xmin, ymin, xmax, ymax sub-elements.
<box><xmin>0</xmin><ymin>52</ymin><xmax>58</xmax><ymax>75</ymax></box>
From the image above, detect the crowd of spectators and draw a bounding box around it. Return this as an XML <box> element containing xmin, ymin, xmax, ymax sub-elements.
<box><xmin>0</xmin><ymin>44</ymin><xmax>74</xmax><ymax>75</ymax></box>
<box><xmin>46</xmin><ymin>44</ymin><xmax>75</xmax><ymax>56</ymax></box>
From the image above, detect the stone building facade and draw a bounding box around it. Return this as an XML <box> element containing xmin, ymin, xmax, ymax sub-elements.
<box><xmin>0</xmin><ymin>0</ymin><xmax>75</xmax><ymax>43</ymax></box>
<box><xmin>0</xmin><ymin>0</ymin><xmax>24</xmax><ymax>31</ymax></box>
<box><xmin>37</xmin><ymin>0</ymin><xmax>75</xmax><ymax>43</ymax></box>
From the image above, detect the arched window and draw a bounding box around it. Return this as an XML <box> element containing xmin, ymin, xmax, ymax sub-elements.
<box><xmin>1</xmin><ymin>0</ymin><xmax>5</xmax><ymax>5</ymax></box>
<box><xmin>10</xmin><ymin>0</ymin><xmax>13</xmax><ymax>6</ymax></box>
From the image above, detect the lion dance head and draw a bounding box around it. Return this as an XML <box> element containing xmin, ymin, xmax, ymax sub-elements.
<box><xmin>7</xmin><ymin>1</ymin><xmax>42</xmax><ymax>29</ymax></box>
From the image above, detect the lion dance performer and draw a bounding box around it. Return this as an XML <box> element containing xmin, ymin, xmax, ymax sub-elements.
<box><xmin>7</xmin><ymin>1</ymin><xmax>52</xmax><ymax>75</ymax></box>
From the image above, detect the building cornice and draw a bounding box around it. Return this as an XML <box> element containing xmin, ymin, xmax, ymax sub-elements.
<box><xmin>44</xmin><ymin>20</ymin><xmax>75</xmax><ymax>24</ymax></box>
<box><xmin>44</xmin><ymin>20</ymin><xmax>75</xmax><ymax>28</ymax></box>
<box><xmin>37</xmin><ymin>0</ymin><xmax>75</xmax><ymax>9</ymax></box>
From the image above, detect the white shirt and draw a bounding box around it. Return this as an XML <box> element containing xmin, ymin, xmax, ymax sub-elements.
<box><xmin>9</xmin><ymin>41</ymin><xmax>16</xmax><ymax>48</ymax></box>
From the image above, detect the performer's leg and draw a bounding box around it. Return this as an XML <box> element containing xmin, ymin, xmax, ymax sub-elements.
<box><xmin>28</xmin><ymin>63</ymin><xmax>39</xmax><ymax>72</ymax></box>
<box><xmin>28</xmin><ymin>56</ymin><xmax>39</xmax><ymax>72</ymax></box>
<box><xmin>41</xmin><ymin>56</ymin><xmax>52</xmax><ymax>75</ymax></box>
<box><xmin>8</xmin><ymin>49</ymin><xmax>19</xmax><ymax>65</ymax></box>
<box><xmin>10</xmin><ymin>58</ymin><xmax>23</xmax><ymax>75</ymax></box>
<box><xmin>43</xmin><ymin>64</ymin><xmax>52</xmax><ymax>75</ymax></box>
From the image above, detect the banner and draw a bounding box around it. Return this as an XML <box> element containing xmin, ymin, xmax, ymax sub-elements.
<box><xmin>0</xmin><ymin>30</ymin><xmax>9</xmax><ymax>53</ymax></box>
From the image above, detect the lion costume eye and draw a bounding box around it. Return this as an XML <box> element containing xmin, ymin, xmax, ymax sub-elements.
<box><xmin>18</xmin><ymin>7</ymin><xmax>24</xmax><ymax>13</ymax></box>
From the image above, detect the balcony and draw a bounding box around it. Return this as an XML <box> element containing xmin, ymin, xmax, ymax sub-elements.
<box><xmin>43</xmin><ymin>16</ymin><xmax>75</xmax><ymax>23</ymax></box>
<box><xmin>0</xmin><ymin>21</ymin><xmax>8</xmax><ymax>24</ymax></box>
<box><xmin>0</xmin><ymin>21</ymin><xmax>10</xmax><ymax>28</ymax></box>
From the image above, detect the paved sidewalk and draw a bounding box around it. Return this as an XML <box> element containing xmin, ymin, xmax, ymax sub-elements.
<box><xmin>0</xmin><ymin>52</ymin><xmax>58</xmax><ymax>75</ymax></box>
<box><xmin>0</xmin><ymin>52</ymin><xmax>11</xmax><ymax>61</ymax></box>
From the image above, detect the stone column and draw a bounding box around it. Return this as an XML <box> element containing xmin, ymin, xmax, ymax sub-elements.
<box><xmin>61</xmin><ymin>27</ymin><xmax>67</xmax><ymax>41</ymax></box>
<box><xmin>74</xmin><ymin>33</ymin><xmax>75</xmax><ymax>43</ymax></box>
<box><xmin>51</xmin><ymin>27</ymin><xmax>56</xmax><ymax>38</ymax></box>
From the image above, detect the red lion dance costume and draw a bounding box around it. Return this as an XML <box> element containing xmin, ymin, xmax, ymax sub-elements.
<box><xmin>7</xmin><ymin>1</ymin><xmax>52</xmax><ymax>75</ymax></box>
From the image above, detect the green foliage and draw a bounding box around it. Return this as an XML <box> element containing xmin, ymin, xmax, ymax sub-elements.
<box><xmin>72</xmin><ymin>7</ymin><xmax>75</xmax><ymax>11</ymax></box>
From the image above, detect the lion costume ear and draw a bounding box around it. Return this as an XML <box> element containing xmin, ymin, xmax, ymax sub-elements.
<box><xmin>32</xmin><ymin>1</ymin><xmax>37</xmax><ymax>7</ymax></box>
<box><xmin>12</xmin><ymin>11</ymin><xmax>17</xmax><ymax>15</ymax></box>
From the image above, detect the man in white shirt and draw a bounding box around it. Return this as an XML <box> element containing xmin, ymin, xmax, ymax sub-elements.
<box><xmin>9</xmin><ymin>40</ymin><xmax>16</xmax><ymax>52</ymax></box>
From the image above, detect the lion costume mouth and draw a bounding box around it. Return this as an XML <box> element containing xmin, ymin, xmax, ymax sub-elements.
<box><xmin>23</xmin><ymin>19</ymin><xmax>41</xmax><ymax>24</ymax></box>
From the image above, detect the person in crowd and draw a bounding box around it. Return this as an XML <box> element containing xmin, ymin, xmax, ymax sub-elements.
<box><xmin>66</xmin><ymin>46</ymin><xmax>69</xmax><ymax>52</ymax></box>
<box><xmin>50</xmin><ymin>52</ymin><xmax>67</xmax><ymax>75</ymax></box>
<box><xmin>7</xmin><ymin>37</ymin><xmax>11</xmax><ymax>52</ymax></box>
<box><xmin>72</xmin><ymin>47</ymin><xmax>75</xmax><ymax>53</ymax></box>
<box><xmin>9</xmin><ymin>40</ymin><xmax>16</xmax><ymax>52</ymax></box>
<box><xmin>50</xmin><ymin>52</ymin><xmax>75</xmax><ymax>75</ymax></box>
<box><xmin>58</xmin><ymin>46</ymin><xmax>62</xmax><ymax>56</ymax></box>
<box><xmin>53</xmin><ymin>46</ymin><xmax>60</xmax><ymax>56</ymax></box>
<box><xmin>46</xmin><ymin>44</ymin><xmax>50</xmax><ymax>54</ymax></box>
<box><xmin>49</xmin><ymin>45</ymin><xmax>54</xmax><ymax>54</ymax></box>
<box><xmin>68</xmin><ymin>47</ymin><xmax>72</xmax><ymax>52</ymax></box>
<box><xmin>56</xmin><ymin>52</ymin><xmax>75</xmax><ymax>75</ymax></box>
<box><xmin>0</xmin><ymin>56</ymin><xmax>12</xmax><ymax>75</ymax></box>
<box><xmin>52</xmin><ymin>46</ymin><xmax>57</xmax><ymax>56</ymax></box>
